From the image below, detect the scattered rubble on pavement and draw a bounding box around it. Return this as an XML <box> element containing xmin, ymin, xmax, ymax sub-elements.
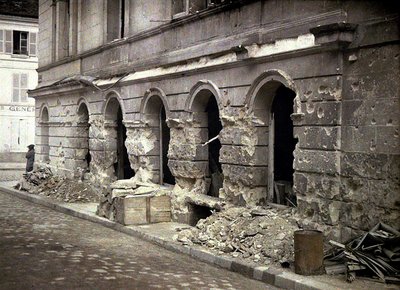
<box><xmin>325</xmin><ymin>222</ymin><xmax>400</xmax><ymax>284</ymax></box>
<box><xmin>174</xmin><ymin>204</ymin><xmax>299</xmax><ymax>267</ymax></box>
<box><xmin>14</xmin><ymin>167</ymin><xmax>100</xmax><ymax>203</ymax></box>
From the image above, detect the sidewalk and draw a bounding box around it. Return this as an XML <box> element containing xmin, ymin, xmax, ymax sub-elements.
<box><xmin>0</xmin><ymin>182</ymin><xmax>397</xmax><ymax>290</ymax></box>
<box><xmin>0</xmin><ymin>162</ymin><xmax>25</xmax><ymax>181</ymax></box>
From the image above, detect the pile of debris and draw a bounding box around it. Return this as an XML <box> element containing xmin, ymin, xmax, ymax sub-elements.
<box><xmin>325</xmin><ymin>223</ymin><xmax>400</xmax><ymax>284</ymax></box>
<box><xmin>14</xmin><ymin>167</ymin><xmax>100</xmax><ymax>203</ymax></box>
<box><xmin>174</xmin><ymin>205</ymin><xmax>299</xmax><ymax>266</ymax></box>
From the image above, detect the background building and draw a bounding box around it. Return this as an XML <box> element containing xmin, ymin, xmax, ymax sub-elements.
<box><xmin>30</xmin><ymin>0</ymin><xmax>399</xmax><ymax>240</ymax></box>
<box><xmin>0</xmin><ymin>0</ymin><xmax>38</xmax><ymax>180</ymax></box>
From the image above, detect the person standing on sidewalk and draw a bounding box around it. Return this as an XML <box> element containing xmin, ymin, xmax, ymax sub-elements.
<box><xmin>25</xmin><ymin>144</ymin><xmax>35</xmax><ymax>173</ymax></box>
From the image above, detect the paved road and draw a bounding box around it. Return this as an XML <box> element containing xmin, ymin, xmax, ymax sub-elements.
<box><xmin>0</xmin><ymin>191</ymin><xmax>274</xmax><ymax>289</ymax></box>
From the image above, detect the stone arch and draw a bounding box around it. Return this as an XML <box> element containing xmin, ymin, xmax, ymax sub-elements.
<box><xmin>141</xmin><ymin>87</ymin><xmax>171</xmax><ymax>118</ymax></box>
<box><xmin>140</xmin><ymin>87</ymin><xmax>175</xmax><ymax>185</ymax></box>
<box><xmin>39</xmin><ymin>104</ymin><xmax>50</xmax><ymax>162</ymax></box>
<box><xmin>39</xmin><ymin>103</ymin><xmax>50</xmax><ymax>122</ymax></box>
<box><xmin>187</xmin><ymin>80</ymin><xmax>224</xmax><ymax>199</ymax></box>
<box><xmin>77</xmin><ymin>98</ymin><xmax>90</xmax><ymax>122</ymax></box>
<box><xmin>246</xmin><ymin>69</ymin><xmax>301</xmax><ymax>121</ymax></box>
<box><xmin>186</xmin><ymin>80</ymin><xmax>223</xmax><ymax>113</ymax></box>
<box><xmin>76</xmin><ymin>99</ymin><xmax>91</xmax><ymax>172</ymax></box>
<box><xmin>103</xmin><ymin>90</ymin><xmax>126</xmax><ymax>121</ymax></box>
<box><xmin>246</xmin><ymin>69</ymin><xmax>299</xmax><ymax>205</ymax></box>
<box><xmin>103</xmin><ymin>91</ymin><xmax>134</xmax><ymax>180</ymax></box>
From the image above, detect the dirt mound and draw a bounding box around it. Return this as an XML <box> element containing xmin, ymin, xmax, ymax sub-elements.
<box><xmin>174</xmin><ymin>205</ymin><xmax>299</xmax><ymax>267</ymax></box>
<box><xmin>15</xmin><ymin>167</ymin><xmax>100</xmax><ymax>203</ymax></box>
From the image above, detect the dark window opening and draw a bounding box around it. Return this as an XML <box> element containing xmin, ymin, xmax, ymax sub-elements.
<box><xmin>189</xmin><ymin>204</ymin><xmax>213</xmax><ymax>226</ymax></box>
<box><xmin>172</xmin><ymin>0</ymin><xmax>186</xmax><ymax>15</ymax></box>
<box><xmin>120</xmin><ymin>0</ymin><xmax>125</xmax><ymax>38</ymax></box>
<box><xmin>271</xmin><ymin>85</ymin><xmax>297</xmax><ymax>206</ymax></box>
<box><xmin>107</xmin><ymin>0</ymin><xmax>124</xmax><ymax>42</ymax></box>
<box><xmin>78</xmin><ymin>104</ymin><xmax>91</xmax><ymax>172</ymax></box>
<box><xmin>116</xmin><ymin>107</ymin><xmax>135</xmax><ymax>179</ymax></box>
<box><xmin>160</xmin><ymin>107</ymin><xmax>175</xmax><ymax>185</ymax></box>
<box><xmin>206</xmin><ymin>95</ymin><xmax>223</xmax><ymax>197</ymax></box>
<box><xmin>13</xmin><ymin>31</ymin><xmax>28</xmax><ymax>55</ymax></box>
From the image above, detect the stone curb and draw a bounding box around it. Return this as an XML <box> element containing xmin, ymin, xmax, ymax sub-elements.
<box><xmin>0</xmin><ymin>185</ymin><xmax>332</xmax><ymax>290</ymax></box>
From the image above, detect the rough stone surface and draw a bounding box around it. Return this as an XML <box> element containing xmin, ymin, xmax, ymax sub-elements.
<box><xmin>31</xmin><ymin>1</ymin><xmax>400</xmax><ymax>241</ymax></box>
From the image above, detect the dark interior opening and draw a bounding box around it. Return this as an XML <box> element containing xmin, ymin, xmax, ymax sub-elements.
<box><xmin>205</xmin><ymin>95</ymin><xmax>223</xmax><ymax>197</ymax></box>
<box><xmin>271</xmin><ymin>85</ymin><xmax>297</xmax><ymax>206</ymax></box>
<box><xmin>116</xmin><ymin>107</ymin><xmax>135</xmax><ymax>179</ymax></box>
<box><xmin>120</xmin><ymin>0</ymin><xmax>125</xmax><ymax>38</ymax></box>
<box><xmin>13</xmin><ymin>30</ymin><xmax>28</xmax><ymax>55</ymax></box>
<box><xmin>160</xmin><ymin>107</ymin><xmax>175</xmax><ymax>185</ymax></box>
<box><xmin>85</xmin><ymin>150</ymin><xmax>91</xmax><ymax>171</ymax></box>
<box><xmin>78</xmin><ymin>104</ymin><xmax>91</xmax><ymax>172</ymax></box>
<box><xmin>189</xmin><ymin>204</ymin><xmax>213</xmax><ymax>226</ymax></box>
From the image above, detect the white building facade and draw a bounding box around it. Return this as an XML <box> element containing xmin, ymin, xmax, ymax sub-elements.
<box><xmin>0</xmin><ymin>14</ymin><xmax>38</xmax><ymax>162</ymax></box>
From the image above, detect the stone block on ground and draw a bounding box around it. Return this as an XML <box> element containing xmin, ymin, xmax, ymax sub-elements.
<box><xmin>114</xmin><ymin>194</ymin><xmax>171</xmax><ymax>225</ymax></box>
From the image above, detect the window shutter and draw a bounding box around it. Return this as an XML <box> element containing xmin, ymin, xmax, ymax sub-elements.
<box><xmin>0</xmin><ymin>30</ymin><xmax>4</xmax><ymax>53</ymax></box>
<box><xmin>20</xmin><ymin>73</ymin><xmax>28</xmax><ymax>102</ymax></box>
<box><xmin>5</xmin><ymin>30</ymin><xmax>12</xmax><ymax>53</ymax></box>
<box><xmin>29</xmin><ymin>32</ymin><xmax>37</xmax><ymax>56</ymax></box>
<box><xmin>12</xmin><ymin>74</ymin><xmax>20</xmax><ymax>102</ymax></box>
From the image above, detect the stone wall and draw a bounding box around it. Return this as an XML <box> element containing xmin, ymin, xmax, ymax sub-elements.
<box><xmin>32</xmin><ymin>1</ymin><xmax>399</xmax><ymax>239</ymax></box>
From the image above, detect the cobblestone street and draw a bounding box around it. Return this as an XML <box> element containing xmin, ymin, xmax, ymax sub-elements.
<box><xmin>0</xmin><ymin>191</ymin><xmax>273</xmax><ymax>289</ymax></box>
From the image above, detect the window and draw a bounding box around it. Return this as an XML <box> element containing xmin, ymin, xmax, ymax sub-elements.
<box><xmin>12</xmin><ymin>73</ymin><xmax>28</xmax><ymax>102</ymax></box>
<box><xmin>29</xmin><ymin>32</ymin><xmax>37</xmax><ymax>56</ymax></box>
<box><xmin>172</xmin><ymin>0</ymin><xmax>223</xmax><ymax>18</ymax></box>
<box><xmin>0</xmin><ymin>30</ymin><xmax>3</xmax><ymax>53</ymax></box>
<box><xmin>107</xmin><ymin>0</ymin><xmax>125</xmax><ymax>42</ymax></box>
<box><xmin>13</xmin><ymin>31</ymin><xmax>28</xmax><ymax>55</ymax></box>
<box><xmin>0</xmin><ymin>30</ymin><xmax>37</xmax><ymax>56</ymax></box>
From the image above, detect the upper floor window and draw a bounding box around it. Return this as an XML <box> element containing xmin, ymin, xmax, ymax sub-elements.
<box><xmin>13</xmin><ymin>31</ymin><xmax>28</xmax><ymax>55</ymax></box>
<box><xmin>107</xmin><ymin>0</ymin><xmax>125</xmax><ymax>42</ymax></box>
<box><xmin>172</xmin><ymin>0</ymin><xmax>226</xmax><ymax>19</ymax></box>
<box><xmin>12</xmin><ymin>73</ymin><xmax>28</xmax><ymax>103</ymax></box>
<box><xmin>0</xmin><ymin>30</ymin><xmax>37</xmax><ymax>56</ymax></box>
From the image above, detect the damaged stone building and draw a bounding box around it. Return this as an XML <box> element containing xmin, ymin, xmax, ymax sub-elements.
<box><xmin>30</xmin><ymin>0</ymin><xmax>399</xmax><ymax>241</ymax></box>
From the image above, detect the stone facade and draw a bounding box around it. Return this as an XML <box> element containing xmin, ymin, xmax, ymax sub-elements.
<box><xmin>30</xmin><ymin>0</ymin><xmax>399</xmax><ymax>240</ymax></box>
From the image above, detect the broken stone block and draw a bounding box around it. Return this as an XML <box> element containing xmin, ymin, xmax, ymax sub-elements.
<box><xmin>114</xmin><ymin>194</ymin><xmax>171</xmax><ymax>225</ymax></box>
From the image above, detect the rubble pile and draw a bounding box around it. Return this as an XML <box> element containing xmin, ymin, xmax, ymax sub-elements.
<box><xmin>14</xmin><ymin>167</ymin><xmax>100</xmax><ymax>203</ymax></box>
<box><xmin>175</xmin><ymin>205</ymin><xmax>299</xmax><ymax>266</ymax></box>
<box><xmin>325</xmin><ymin>223</ymin><xmax>400</xmax><ymax>284</ymax></box>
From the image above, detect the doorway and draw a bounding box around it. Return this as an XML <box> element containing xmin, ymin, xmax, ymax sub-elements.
<box><xmin>270</xmin><ymin>85</ymin><xmax>297</xmax><ymax>205</ymax></box>
<box><xmin>77</xmin><ymin>103</ymin><xmax>91</xmax><ymax>172</ymax></box>
<box><xmin>205</xmin><ymin>95</ymin><xmax>223</xmax><ymax>197</ymax></box>
<box><xmin>116</xmin><ymin>107</ymin><xmax>135</xmax><ymax>179</ymax></box>
<box><xmin>160</xmin><ymin>106</ymin><xmax>175</xmax><ymax>185</ymax></box>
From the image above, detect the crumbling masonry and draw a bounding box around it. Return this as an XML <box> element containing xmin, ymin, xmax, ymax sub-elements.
<box><xmin>30</xmin><ymin>0</ymin><xmax>399</xmax><ymax>241</ymax></box>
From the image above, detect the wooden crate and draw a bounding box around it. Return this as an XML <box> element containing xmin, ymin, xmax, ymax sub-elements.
<box><xmin>114</xmin><ymin>194</ymin><xmax>171</xmax><ymax>225</ymax></box>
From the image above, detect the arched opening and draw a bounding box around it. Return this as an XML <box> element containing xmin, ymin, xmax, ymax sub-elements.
<box><xmin>77</xmin><ymin>102</ymin><xmax>91</xmax><ymax>172</ymax></box>
<box><xmin>271</xmin><ymin>86</ymin><xmax>297</xmax><ymax>205</ymax></box>
<box><xmin>160</xmin><ymin>106</ymin><xmax>175</xmax><ymax>185</ymax></box>
<box><xmin>41</xmin><ymin>107</ymin><xmax>50</xmax><ymax>162</ymax></box>
<box><xmin>142</xmin><ymin>93</ymin><xmax>175</xmax><ymax>185</ymax></box>
<box><xmin>190</xmin><ymin>88</ymin><xmax>223</xmax><ymax>197</ymax></box>
<box><xmin>116</xmin><ymin>107</ymin><xmax>134</xmax><ymax>179</ymax></box>
<box><xmin>205</xmin><ymin>95</ymin><xmax>223</xmax><ymax>197</ymax></box>
<box><xmin>105</xmin><ymin>97</ymin><xmax>134</xmax><ymax>180</ymax></box>
<box><xmin>251</xmin><ymin>79</ymin><xmax>297</xmax><ymax>206</ymax></box>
